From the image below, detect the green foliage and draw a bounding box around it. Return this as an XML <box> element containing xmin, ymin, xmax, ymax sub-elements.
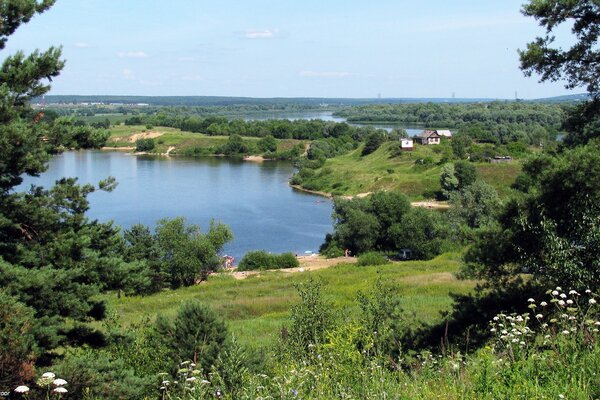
<box><xmin>357</xmin><ymin>251</ymin><xmax>388</xmax><ymax>266</ymax></box>
<box><xmin>123</xmin><ymin>218</ymin><xmax>234</xmax><ymax>291</ymax></box>
<box><xmin>237</xmin><ymin>250</ymin><xmax>299</xmax><ymax>271</ymax></box>
<box><xmin>0</xmin><ymin>291</ymin><xmax>36</xmax><ymax>390</ymax></box>
<box><xmin>448</xmin><ymin>180</ymin><xmax>500</xmax><ymax>229</ymax></box>
<box><xmin>440</xmin><ymin>163</ymin><xmax>459</xmax><ymax>199</ymax></box>
<box><xmin>519</xmin><ymin>0</ymin><xmax>600</xmax><ymax>97</ymax></box>
<box><xmin>156</xmin><ymin>301</ymin><xmax>227</xmax><ymax>373</ymax></box>
<box><xmin>256</xmin><ymin>134</ymin><xmax>277</xmax><ymax>152</ymax></box>
<box><xmin>286</xmin><ymin>279</ymin><xmax>334</xmax><ymax>356</ymax></box>
<box><xmin>454</xmin><ymin>160</ymin><xmax>478</xmax><ymax>189</ymax></box>
<box><xmin>389</xmin><ymin>207</ymin><xmax>449</xmax><ymax>260</ymax></box>
<box><xmin>219</xmin><ymin>134</ymin><xmax>254</xmax><ymax>155</ymax></box>
<box><xmin>357</xmin><ymin>277</ymin><xmax>407</xmax><ymax>361</ymax></box>
<box><xmin>328</xmin><ymin>191</ymin><xmax>412</xmax><ymax>255</ymax></box>
<box><xmin>134</xmin><ymin>137</ymin><xmax>155</xmax><ymax>152</ymax></box>
<box><xmin>55</xmin><ymin>348</ymin><xmax>153</xmax><ymax>400</ymax></box>
<box><xmin>362</xmin><ymin>131</ymin><xmax>385</xmax><ymax>156</ymax></box>
<box><xmin>466</xmin><ymin>140</ymin><xmax>600</xmax><ymax>289</ymax></box>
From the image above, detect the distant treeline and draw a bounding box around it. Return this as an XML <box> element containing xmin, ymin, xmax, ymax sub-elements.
<box><xmin>335</xmin><ymin>102</ymin><xmax>567</xmax><ymax>127</ymax></box>
<box><xmin>124</xmin><ymin>112</ymin><xmax>380</xmax><ymax>141</ymax></box>
<box><xmin>37</xmin><ymin>95</ymin><xmax>503</xmax><ymax>107</ymax></box>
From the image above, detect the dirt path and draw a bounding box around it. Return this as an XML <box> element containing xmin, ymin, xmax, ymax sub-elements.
<box><xmin>126</xmin><ymin>131</ymin><xmax>164</xmax><ymax>143</ymax></box>
<box><xmin>411</xmin><ymin>201</ymin><xmax>450</xmax><ymax>209</ymax></box>
<box><xmin>228</xmin><ymin>255</ymin><xmax>357</xmax><ymax>280</ymax></box>
<box><xmin>165</xmin><ymin>146</ymin><xmax>176</xmax><ymax>156</ymax></box>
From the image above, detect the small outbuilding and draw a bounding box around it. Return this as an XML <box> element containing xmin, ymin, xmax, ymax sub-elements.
<box><xmin>415</xmin><ymin>130</ymin><xmax>441</xmax><ymax>145</ymax></box>
<box><xmin>397</xmin><ymin>249</ymin><xmax>413</xmax><ymax>260</ymax></box>
<box><xmin>400</xmin><ymin>138</ymin><xmax>414</xmax><ymax>151</ymax></box>
<box><xmin>489</xmin><ymin>156</ymin><xmax>513</xmax><ymax>164</ymax></box>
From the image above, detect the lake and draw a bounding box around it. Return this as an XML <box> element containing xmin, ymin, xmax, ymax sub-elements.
<box><xmin>19</xmin><ymin>151</ymin><xmax>333</xmax><ymax>260</ymax></box>
<box><xmin>240</xmin><ymin>111</ymin><xmax>427</xmax><ymax>136</ymax></box>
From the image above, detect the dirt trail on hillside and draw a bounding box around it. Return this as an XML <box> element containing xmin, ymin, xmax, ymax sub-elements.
<box><xmin>411</xmin><ymin>201</ymin><xmax>450</xmax><ymax>209</ymax></box>
<box><xmin>126</xmin><ymin>131</ymin><xmax>164</xmax><ymax>143</ymax></box>
<box><xmin>229</xmin><ymin>255</ymin><xmax>357</xmax><ymax>280</ymax></box>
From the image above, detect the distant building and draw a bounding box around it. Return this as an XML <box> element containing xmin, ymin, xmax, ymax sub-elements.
<box><xmin>435</xmin><ymin>129</ymin><xmax>452</xmax><ymax>139</ymax></box>
<box><xmin>400</xmin><ymin>138</ymin><xmax>414</xmax><ymax>151</ymax></box>
<box><xmin>415</xmin><ymin>130</ymin><xmax>441</xmax><ymax>145</ymax></box>
<box><xmin>489</xmin><ymin>156</ymin><xmax>513</xmax><ymax>164</ymax></box>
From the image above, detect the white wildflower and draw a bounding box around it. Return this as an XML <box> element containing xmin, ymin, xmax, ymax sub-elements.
<box><xmin>559</xmin><ymin>293</ymin><xmax>567</xmax><ymax>299</ymax></box>
<box><xmin>14</xmin><ymin>386</ymin><xmax>29</xmax><ymax>393</ymax></box>
<box><xmin>527</xmin><ymin>298</ymin><xmax>535</xmax><ymax>303</ymax></box>
<box><xmin>540</xmin><ymin>301</ymin><xmax>548</xmax><ymax>306</ymax></box>
<box><xmin>569</xmin><ymin>290</ymin><xmax>578</xmax><ymax>295</ymax></box>
<box><xmin>562</xmin><ymin>330</ymin><xmax>570</xmax><ymax>335</ymax></box>
<box><xmin>53</xmin><ymin>378</ymin><xmax>67</xmax><ymax>386</ymax></box>
<box><xmin>42</xmin><ymin>372</ymin><xmax>56</xmax><ymax>379</ymax></box>
<box><xmin>53</xmin><ymin>387</ymin><xmax>68</xmax><ymax>394</ymax></box>
<box><xmin>556</xmin><ymin>286</ymin><xmax>562</xmax><ymax>291</ymax></box>
<box><xmin>558</xmin><ymin>300</ymin><xmax>566</xmax><ymax>306</ymax></box>
<box><xmin>590</xmin><ymin>298</ymin><xmax>597</xmax><ymax>305</ymax></box>
<box><xmin>535</xmin><ymin>314</ymin><xmax>543</xmax><ymax>319</ymax></box>
<box><xmin>585</xmin><ymin>289</ymin><xmax>592</xmax><ymax>294</ymax></box>
<box><xmin>552</xmin><ymin>290</ymin><xmax>559</xmax><ymax>296</ymax></box>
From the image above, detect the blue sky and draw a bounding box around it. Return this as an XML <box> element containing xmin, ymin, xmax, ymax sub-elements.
<box><xmin>1</xmin><ymin>0</ymin><xmax>578</xmax><ymax>99</ymax></box>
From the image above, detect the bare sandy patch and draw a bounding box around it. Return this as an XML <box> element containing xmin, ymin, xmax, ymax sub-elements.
<box><xmin>126</xmin><ymin>131</ymin><xmax>164</xmax><ymax>143</ymax></box>
<box><xmin>228</xmin><ymin>255</ymin><xmax>357</xmax><ymax>280</ymax></box>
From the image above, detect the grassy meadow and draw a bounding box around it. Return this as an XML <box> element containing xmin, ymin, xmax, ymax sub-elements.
<box><xmin>104</xmin><ymin>124</ymin><xmax>305</xmax><ymax>155</ymax></box>
<box><xmin>296</xmin><ymin>141</ymin><xmax>522</xmax><ymax>200</ymax></box>
<box><xmin>107</xmin><ymin>252</ymin><xmax>475</xmax><ymax>350</ymax></box>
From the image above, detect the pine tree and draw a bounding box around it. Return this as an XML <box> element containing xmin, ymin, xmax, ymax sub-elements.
<box><xmin>0</xmin><ymin>1</ymin><xmax>128</xmax><ymax>377</ymax></box>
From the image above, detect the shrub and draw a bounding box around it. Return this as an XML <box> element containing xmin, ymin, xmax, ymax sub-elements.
<box><xmin>238</xmin><ymin>250</ymin><xmax>274</xmax><ymax>271</ymax></box>
<box><xmin>238</xmin><ymin>251</ymin><xmax>299</xmax><ymax>271</ymax></box>
<box><xmin>358</xmin><ymin>252</ymin><xmax>388</xmax><ymax>266</ymax></box>
<box><xmin>155</xmin><ymin>301</ymin><xmax>227</xmax><ymax>373</ymax></box>
<box><xmin>135</xmin><ymin>138</ymin><xmax>155</xmax><ymax>152</ymax></box>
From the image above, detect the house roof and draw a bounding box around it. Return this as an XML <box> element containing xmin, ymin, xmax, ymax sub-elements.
<box><xmin>436</xmin><ymin>130</ymin><xmax>452</xmax><ymax>137</ymax></box>
<box><xmin>417</xmin><ymin>130</ymin><xmax>441</xmax><ymax>138</ymax></box>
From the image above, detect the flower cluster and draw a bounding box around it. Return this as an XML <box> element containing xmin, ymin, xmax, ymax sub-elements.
<box><xmin>489</xmin><ymin>287</ymin><xmax>599</xmax><ymax>361</ymax></box>
<box><xmin>13</xmin><ymin>371</ymin><xmax>68</xmax><ymax>398</ymax></box>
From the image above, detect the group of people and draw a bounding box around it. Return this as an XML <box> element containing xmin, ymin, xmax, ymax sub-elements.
<box><xmin>223</xmin><ymin>255</ymin><xmax>235</xmax><ymax>269</ymax></box>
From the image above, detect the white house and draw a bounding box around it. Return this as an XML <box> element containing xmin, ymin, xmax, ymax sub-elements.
<box><xmin>415</xmin><ymin>130</ymin><xmax>441</xmax><ymax>145</ymax></box>
<box><xmin>400</xmin><ymin>138</ymin><xmax>414</xmax><ymax>151</ymax></box>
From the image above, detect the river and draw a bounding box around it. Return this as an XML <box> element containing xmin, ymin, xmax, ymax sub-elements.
<box><xmin>19</xmin><ymin>151</ymin><xmax>333</xmax><ymax>260</ymax></box>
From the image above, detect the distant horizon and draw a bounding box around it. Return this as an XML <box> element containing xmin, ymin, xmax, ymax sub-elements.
<box><xmin>38</xmin><ymin>93</ymin><xmax>587</xmax><ymax>102</ymax></box>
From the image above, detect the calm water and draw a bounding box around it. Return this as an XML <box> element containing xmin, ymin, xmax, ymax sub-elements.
<box><xmin>19</xmin><ymin>151</ymin><xmax>333</xmax><ymax>260</ymax></box>
<box><xmin>243</xmin><ymin>111</ymin><xmax>426</xmax><ymax>136</ymax></box>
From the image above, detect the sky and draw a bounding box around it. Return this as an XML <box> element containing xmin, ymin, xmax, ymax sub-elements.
<box><xmin>1</xmin><ymin>0</ymin><xmax>580</xmax><ymax>99</ymax></box>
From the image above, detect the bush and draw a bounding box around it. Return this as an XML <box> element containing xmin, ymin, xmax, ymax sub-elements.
<box><xmin>357</xmin><ymin>252</ymin><xmax>388</xmax><ymax>266</ymax></box>
<box><xmin>238</xmin><ymin>251</ymin><xmax>299</xmax><ymax>271</ymax></box>
<box><xmin>155</xmin><ymin>301</ymin><xmax>227</xmax><ymax>373</ymax></box>
<box><xmin>135</xmin><ymin>138</ymin><xmax>155</xmax><ymax>152</ymax></box>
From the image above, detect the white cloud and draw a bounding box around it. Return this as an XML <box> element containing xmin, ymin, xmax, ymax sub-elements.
<box><xmin>299</xmin><ymin>70</ymin><xmax>358</xmax><ymax>78</ymax></box>
<box><xmin>74</xmin><ymin>42</ymin><xmax>90</xmax><ymax>48</ymax></box>
<box><xmin>117</xmin><ymin>51</ymin><xmax>149</xmax><ymax>59</ymax></box>
<box><xmin>243</xmin><ymin>29</ymin><xmax>280</xmax><ymax>39</ymax></box>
